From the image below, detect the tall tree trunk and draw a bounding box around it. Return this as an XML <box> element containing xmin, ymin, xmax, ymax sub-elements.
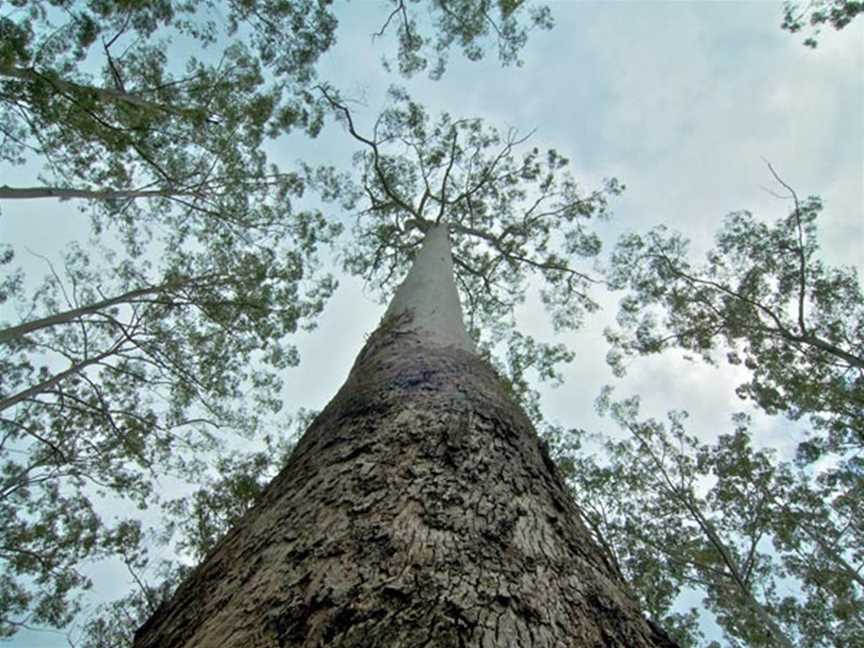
<box><xmin>134</xmin><ymin>224</ymin><xmax>676</xmax><ymax>647</ymax></box>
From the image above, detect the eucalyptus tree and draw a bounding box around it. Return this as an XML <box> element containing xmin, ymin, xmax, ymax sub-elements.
<box><xmin>0</xmin><ymin>0</ymin><xmax>338</xmax><ymax>254</ymax></box>
<box><xmin>312</xmin><ymin>86</ymin><xmax>623</xmax><ymax>417</ymax></box>
<box><xmin>0</xmin><ymin>0</ymin><xmax>552</xmax><ymax>230</ymax></box>
<box><xmin>133</xmin><ymin>223</ymin><xmax>677</xmax><ymax>647</ymax></box>
<box><xmin>565</xmin><ymin>394</ymin><xmax>863</xmax><ymax>647</ymax></box>
<box><xmin>376</xmin><ymin>0</ymin><xmax>553</xmax><ymax>78</ymax></box>
<box><xmin>596</xmin><ymin>173</ymin><xmax>862</xmax><ymax>645</ymax></box>
<box><xmin>0</xmin><ymin>0</ymin><xmax>554</xmax><ymax>281</ymax></box>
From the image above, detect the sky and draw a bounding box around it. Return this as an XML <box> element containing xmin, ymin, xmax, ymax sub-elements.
<box><xmin>1</xmin><ymin>1</ymin><xmax>862</xmax><ymax>646</ymax></box>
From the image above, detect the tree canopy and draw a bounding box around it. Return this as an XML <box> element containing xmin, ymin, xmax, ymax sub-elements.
<box><xmin>578</xmin><ymin>172</ymin><xmax>863</xmax><ymax>646</ymax></box>
<box><xmin>312</xmin><ymin>85</ymin><xmax>622</xmax><ymax>420</ymax></box>
<box><xmin>0</xmin><ymin>229</ymin><xmax>335</xmax><ymax>636</ymax></box>
<box><xmin>376</xmin><ymin>0</ymin><xmax>553</xmax><ymax>78</ymax></box>
<box><xmin>2</xmin><ymin>2</ymin><xmax>860</xmax><ymax>645</ymax></box>
<box><xmin>566</xmin><ymin>393</ymin><xmax>862</xmax><ymax>647</ymax></box>
<box><xmin>605</xmin><ymin>168</ymin><xmax>862</xmax><ymax>465</ymax></box>
<box><xmin>0</xmin><ymin>0</ymin><xmax>551</xmax><ymax>255</ymax></box>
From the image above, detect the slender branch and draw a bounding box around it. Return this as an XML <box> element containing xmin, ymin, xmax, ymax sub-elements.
<box><xmin>625</xmin><ymin>420</ymin><xmax>796</xmax><ymax>648</ymax></box>
<box><xmin>449</xmin><ymin>221</ymin><xmax>599</xmax><ymax>284</ymax></box>
<box><xmin>763</xmin><ymin>159</ymin><xmax>809</xmax><ymax>337</ymax></box>
<box><xmin>0</xmin><ymin>341</ymin><xmax>126</xmax><ymax>413</ymax></box>
<box><xmin>655</xmin><ymin>251</ymin><xmax>864</xmax><ymax>369</ymax></box>
<box><xmin>373</xmin><ymin>0</ymin><xmax>408</xmax><ymax>40</ymax></box>
<box><xmin>0</xmin><ymin>185</ymin><xmax>198</xmax><ymax>201</ymax></box>
<box><xmin>0</xmin><ymin>273</ymin><xmax>223</xmax><ymax>343</ymax></box>
<box><xmin>775</xmin><ymin>497</ymin><xmax>864</xmax><ymax>589</ymax></box>
<box><xmin>317</xmin><ymin>85</ymin><xmax>418</xmax><ymax>218</ymax></box>
<box><xmin>435</xmin><ymin>129</ymin><xmax>460</xmax><ymax>223</ymax></box>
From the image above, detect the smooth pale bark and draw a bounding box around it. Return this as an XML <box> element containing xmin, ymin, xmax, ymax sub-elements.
<box><xmin>0</xmin><ymin>285</ymin><xmax>162</xmax><ymax>343</ymax></box>
<box><xmin>134</xmin><ymin>224</ymin><xmax>676</xmax><ymax>647</ymax></box>
<box><xmin>384</xmin><ymin>222</ymin><xmax>474</xmax><ymax>352</ymax></box>
<box><xmin>0</xmin><ymin>186</ymin><xmax>193</xmax><ymax>201</ymax></box>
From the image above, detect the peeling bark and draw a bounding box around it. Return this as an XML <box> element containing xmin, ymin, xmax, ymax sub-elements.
<box><xmin>134</xmin><ymin>226</ymin><xmax>677</xmax><ymax>647</ymax></box>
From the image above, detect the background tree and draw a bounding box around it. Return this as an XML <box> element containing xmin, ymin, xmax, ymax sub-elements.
<box><xmin>0</xmin><ymin>229</ymin><xmax>335</xmax><ymax>636</ymax></box>
<box><xmin>588</xmin><ymin>173</ymin><xmax>863</xmax><ymax>646</ymax></box>
<box><xmin>376</xmin><ymin>0</ymin><xmax>553</xmax><ymax>78</ymax></box>
<box><xmin>604</xmin><ymin>169</ymin><xmax>862</xmax><ymax>468</ymax></box>
<box><xmin>564</xmin><ymin>395</ymin><xmax>863</xmax><ymax>647</ymax></box>
<box><xmin>0</xmin><ymin>0</ymin><xmax>552</xmax><ymax>233</ymax></box>
<box><xmin>0</xmin><ymin>0</ymin><xmax>339</xmax><ymax>259</ymax></box>
<box><xmin>77</xmin><ymin>562</ymin><xmax>185</xmax><ymax>648</ymax></box>
<box><xmin>0</xmin><ymin>0</ymin><xmax>552</xmax><ymax>268</ymax></box>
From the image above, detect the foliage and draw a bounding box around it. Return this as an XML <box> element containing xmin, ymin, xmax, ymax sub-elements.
<box><xmin>782</xmin><ymin>0</ymin><xmax>863</xmax><ymax>47</ymax></box>
<box><xmin>0</xmin><ymin>0</ymin><xmax>552</xmax><ymax>265</ymax></box>
<box><xmin>0</xmin><ymin>492</ymin><xmax>145</xmax><ymax>637</ymax></box>
<box><xmin>0</xmin><ymin>0</ymin><xmax>338</xmax><ymax>255</ymax></box>
<box><xmin>596</xmin><ymin>174</ymin><xmax>862</xmax><ymax>645</ymax></box>
<box><xmin>377</xmin><ymin>0</ymin><xmax>553</xmax><ymax>79</ymax></box>
<box><xmin>76</xmin><ymin>431</ymin><xmax>298</xmax><ymax>648</ymax></box>
<box><xmin>312</xmin><ymin>85</ymin><xmax>622</xmax><ymax>415</ymax></box>
<box><xmin>76</xmin><ymin>560</ymin><xmax>187</xmax><ymax>648</ymax></box>
<box><xmin>563</xmin><ymin>393</ymin><xmax>862</xmax><ymax>647</ymax></box>
<box><xmin>160</xmin><ymin>425</ymin><xmax>302</xmax><ymax>563</ymax></box>
<box><xmin>604</xmin><ymin>174</ymin><xmax>863</xmax><ymax>468</ymax></box>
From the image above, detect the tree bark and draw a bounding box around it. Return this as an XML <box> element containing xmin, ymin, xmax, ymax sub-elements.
<box><xmin>134</xmin><ymin>225</ymin><xmax>676</xmax><ymax>647</ymax></box>
<box><xmin>0</xmin><ymin>285</ymin><xmax>161</xmax><ymax>343</ymax></box>
<box><xmin>0</xmin><ymin>185</ymin><xmax>192</xmax><ymax>201</ymax></box>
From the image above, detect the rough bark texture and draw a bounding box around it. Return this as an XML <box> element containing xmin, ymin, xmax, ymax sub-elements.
<box><xmin>134</xmin><ymin>312</ymin><xmax>677</xmax><ymax>647</ymax></box>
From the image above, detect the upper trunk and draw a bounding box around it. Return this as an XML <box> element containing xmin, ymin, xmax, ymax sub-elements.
<box><xmin>383</xmin><ymin>222</ymin><xmax>474</xmax><ymax>352</ymax></box>
<box><xmin>134</xmin><ymin>224</ymin><xmax>676</xmax><ymax>647</ymax></box>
